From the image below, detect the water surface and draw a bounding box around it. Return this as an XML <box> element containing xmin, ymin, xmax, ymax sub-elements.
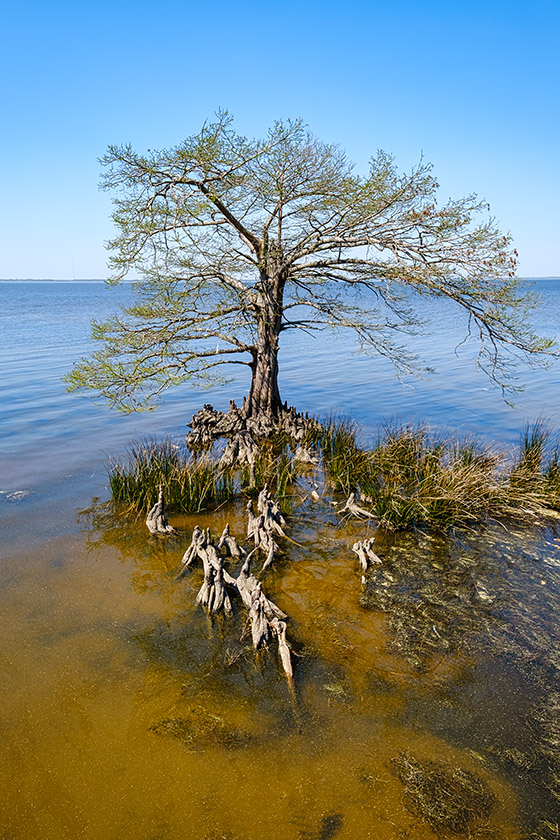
<box><xmin>1</xmin><ymin>281</ymin><xmax>559</xmax><ymax>838</ymax></box>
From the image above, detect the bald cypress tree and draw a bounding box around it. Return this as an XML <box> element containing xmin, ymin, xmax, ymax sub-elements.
<box><xmin>67</xmin><ymin>112</ymin><xmax>555</xmax><ymax>414</ymax></box>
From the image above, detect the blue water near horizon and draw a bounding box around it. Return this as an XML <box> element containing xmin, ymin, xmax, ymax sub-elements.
<box><xmin>1</xmin><ymin>279</ymin><xmax>560</xmax><ymax>522</ymax></box>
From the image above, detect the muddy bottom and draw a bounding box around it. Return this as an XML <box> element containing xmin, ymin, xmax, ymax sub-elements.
<box><xmin>1</xmin><ymin>494</ymin><xmax>559</xmax><ymax>839</ymax></box>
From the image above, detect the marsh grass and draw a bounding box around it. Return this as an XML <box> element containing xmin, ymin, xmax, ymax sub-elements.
<box><xmin>239</xmin><ymin>433</ymin><xmax>298</xmax><ymax>501</ymax></box>
<box><xmin>240</xmin><ymin>450</ymin><xmax>297</xmax><ymax>502</ymax></box>
<box><xmin>321</xmin><ymin>419</ymin><xmax>560</xmax><ymax>530</ymax></box>
<box><xmin>110</xmin><ymin>420</ymin><xmax>560</xmax><ymax>528</ymax></box>
<box><xmin>506</xmin><ymin>422</ymin><xmax>560</xmax><ymax>515</ymax></box>
<box><xmin>109</xmin><ymin>438</ymin><xmax>234</xmax><ymax>514</ymax></box>
<box><xmin>318</xmin><ymin>416</ymin><xmax>368</xmax><ymax>493</ymax></box>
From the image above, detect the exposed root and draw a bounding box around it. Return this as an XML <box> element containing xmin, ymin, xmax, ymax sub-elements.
<box><xmin>220</xmin><ymin>430</ymin><xmax>257</xmax><ymax>469</ymax></box>
<box><xmin>146</xmin><ymin>486</ymin><xmax>178</xmax><ymax>535</ymax></box>
<box><xmin>217</xmin><ymin>523</ymin><xmax>247</xmax><ymax>558</ymax></box>
<box><xmin>185</xmin><ymin>401</ymin><xmax>321</xmax><ymax>462</ymax></box>
<box><xmin>224</xmin><ymin>553</ymin><xmax>293</xmax><ymax>691</ymax></box>
<box><xmin>179</xmin><ymin>525</ymin><xmax>206</xmax><ymax>570</ymax></box>
<box><xmin>195</xmin><ymin>538</ymin><xmax>233</xmax><ymax>616</ymax></box>
<box><xmin>352</xmin><ymin>538</ymin><xmax>382</xmax><ymax>572</ymax></box>
<box><xmin>178</xmin><ymin>508</ymin><xmax>294</xmax><ymax>690</ymax></box>
<box><xmin>246</xmin><ymin>485</ymin><xmax>287</xmax><ymax>570</ymax></box>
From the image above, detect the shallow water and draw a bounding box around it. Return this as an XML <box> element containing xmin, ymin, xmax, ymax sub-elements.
<box><xmin>4</xmin><ymin>499</ymin><xmax>554</xmax><ymax>839</ymax></box>
<box><xmin>1</xmin><ymin>281</ymin><xmax>560</xmax><ymax>838</ymax></box>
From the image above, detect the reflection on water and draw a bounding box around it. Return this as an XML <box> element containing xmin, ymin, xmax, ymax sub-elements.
<box><xmin>1</xmin><ymin>494</ymin><xmax>559</xmax><ymax>838</ymax></box>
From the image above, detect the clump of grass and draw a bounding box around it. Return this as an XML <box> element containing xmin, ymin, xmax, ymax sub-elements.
<box><xmin>364</xmin><ymin>426</ymin><xmax>505</xmax><ymax>530</ymax></box>
<box><xmin>240</xmin><ymin>449</ymin><xmax>298</xmax><ymax>502</ymax></box>
<box><xmin>321</xmin><ymin>419</ymin><xmax>560</xmax><ymax>530</ymax></box>
<box><xmin>111</xmin><ymin>419</ymin><xmax>560</xmax><ymax>530</ymax></box>
<box><xmin>109</xmin><ymin>437</ymin><xmax>234</xmax><ymax>514</ymax></box>
<box><xmin>391</xmin><ymin>751</ymin><xmax>494</xmax><ymax>834</ymax></box>
<box><xmin>506</xmin><ymin>422</ymin><xmax>560</xmax><ymax>516</ymax></box>
<box><xmin>319</xmin><ymin>416</ymin><xmax>369</xmax><ymax>492</ymax></box>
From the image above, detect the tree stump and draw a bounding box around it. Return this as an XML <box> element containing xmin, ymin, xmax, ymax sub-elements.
<box><xmin>146</xmin><ymin>486</ymin><xmax>178</xmax><ymax>535</ymax></box>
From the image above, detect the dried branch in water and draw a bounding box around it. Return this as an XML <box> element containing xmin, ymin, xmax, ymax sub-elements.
<box><xmin>177</xmin><ymin>514</ymin><xmax>294</xmax><ymax>690</ymax></box>
<box><xmin>247</xmin><ymin>485</ymin><xmax>287</xmax><ymax>571</ymax></box>
<box><xmin>217</xmin><ymin>523</ymin><xmax>247</xmax><ymax>558</ymax></box>
<box><xmin>352</xmin><ymin>538</ymin><xmax>382</xmax><ymax>572</ymax></box>
<box><xmin>338</xmin><ymin>492</ymin><xmax>375</xmax><ymax>520</ymax></box>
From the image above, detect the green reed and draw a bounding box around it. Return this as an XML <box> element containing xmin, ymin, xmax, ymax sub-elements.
<box><xmin>110</xmin><ymin>420</ymin><xmax>560</xmax><ymax>529</ymax></box>
<box><xmin>321</xmin><ymin>419</ymin><xmax>560</xmax><ymax>530</ymax></box>
<box><xmin>109</xmin><ymin>437</ymin><xmax>235</xmax><ymax>514</ymax></box>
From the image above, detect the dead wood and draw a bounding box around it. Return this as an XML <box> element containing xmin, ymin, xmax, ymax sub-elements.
<box><xmin>178</xmin><ymin>525</ymin><xmax>207</xmax><ymax>573</ymax></box>
<box><xmin>217</xmin><ymin>523</ymin><xmax>247</xmax><ymax>558</ymax></box>
<box><xmin>178</xmin><ymin>521</ymin><xmax>294</xmax><ymax>690</ymax></box>
<box><xmin>185</xmin><ymin>401</ymin><xmax>321</xmax><ymax>470</ymax></box>
<box><xmin>257</xmin><ymin>484</ymin><xmax>286</xmax><ymax>530</ymax></box>
<box><xmin>339</xmin><ymin>492</ymin><xmax>375</xmax><ymax>520</ymax></box>
<box><xmin>220</xmin><ymin>430</ymin><xmax>257</xmax><ymax>468</ymax></box>
<box><xmin>352</xmin><ymin>537</ymin><xmax>382</xmax><ymax>571</ymax></box>
<box><xmin>247</xmin><ymin>487</ymin><xmax>287</xmax><ymax>571</ymax></box>
<box><xmin>294</xmin><ymin>445</ymin><xmax>319</xmax><ymax>465</ymax></box>
<box><xmin>196</xmin><ymin>540</ymin><xmax>233</xmax><ymax>616</ymax></box>
<box><xmin>224</xmin><ymin>554</ymin><xmax>293</xmax><ymax>690</ymax></box>
<box><xmin>310</xmin><ymin>483</ymin><xmax>321</xmax><ymax>502</ymax></box>
<box><xmin>146</xmin><ymin>486</ymin><xmax>178</xmax><ymax>535</ymax></box>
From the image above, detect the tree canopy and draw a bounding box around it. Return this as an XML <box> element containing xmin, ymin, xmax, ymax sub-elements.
<box><xmin>66</xmin><ymin>111</ymin><xmax>556</xmax><ymax>416</ymax></box>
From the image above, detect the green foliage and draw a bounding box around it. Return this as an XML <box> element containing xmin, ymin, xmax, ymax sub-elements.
<box><xmin>318</xmin><ymin>416</ymin><xmax>366</xmax><ymax>493</ymax></box>
<box><xmin>109</xmin><ymin>420</ymin><xmax>560</xmax><ymax>530</ymax></box>
<box><xmin>240</xmin><ymin>450</ymin><xmax>297</xmax><ymax>503</ymax></box>
<box><xmin>365</xmin><ymin>426</ymin><xmax>504</xmax><ymax>529</ymax></box>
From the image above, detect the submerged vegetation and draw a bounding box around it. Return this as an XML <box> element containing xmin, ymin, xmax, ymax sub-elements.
<box><xmin>109</xmin><ymin>418</ymin><xmax>560</xmax><ymax>531</ymax></box>
<box><xmin>390</xmin><ymin>752</ymin><xmax>495</xmax><ymax>834</ymax></box>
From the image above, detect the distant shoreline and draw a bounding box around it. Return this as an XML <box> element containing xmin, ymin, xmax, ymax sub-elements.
<box><xmin>0</xmin><ymin>278</ymin><xmax>136</xmax><ymax>283</ymax></box>
<box><xmin>0</xmin><ymin>277</ymin><xmax>106</xmax><ymax>283</ymax></box>
<box><xmin>0</xmin><ymin>277</ymin><xmax>558</xmax><ymax>283</ymax></box>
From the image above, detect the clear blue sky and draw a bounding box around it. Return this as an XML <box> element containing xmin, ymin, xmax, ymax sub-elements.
<box><xmin>1</xmin><ymin>0</ymin><xmax>558</xmax><ymax>278</ymax></box>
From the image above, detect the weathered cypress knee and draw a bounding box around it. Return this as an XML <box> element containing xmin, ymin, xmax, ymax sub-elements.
<box><xmin>146</xmin><ymin>486</ymin><xmax>178</xmax><ymax>535</ymax></box>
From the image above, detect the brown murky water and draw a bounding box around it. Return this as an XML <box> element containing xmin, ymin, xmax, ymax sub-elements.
<box><xmin>2</xmin><ymin>490</ymin><xmax>559</xmax><ymax>839</ymax></box>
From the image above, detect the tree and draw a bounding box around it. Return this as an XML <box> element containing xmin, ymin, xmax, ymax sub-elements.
<box><xmin>67</xmin><ymin>112</ymin><xmax>555</xmax><ymax>417</ymax></box>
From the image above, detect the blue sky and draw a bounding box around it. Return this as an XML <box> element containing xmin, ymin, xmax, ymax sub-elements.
<box><xmin>1</xmin><ymin>0</ymin><xmax>558</xmax><ymax>278</ymax></box>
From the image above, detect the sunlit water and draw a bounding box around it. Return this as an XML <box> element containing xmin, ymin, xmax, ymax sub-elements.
<box><xmin>1</xmin><ymin>281</ymin><xmax>560</xmax><ymax>838</ymax></box>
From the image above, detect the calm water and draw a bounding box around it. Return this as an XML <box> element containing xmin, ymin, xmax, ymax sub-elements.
<box><xmin>1</xmin><ymin>281</ymin><xmax>560</xmax><ymax>838</ymax></box>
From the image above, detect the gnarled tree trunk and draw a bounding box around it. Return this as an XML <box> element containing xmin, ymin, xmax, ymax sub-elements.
<box><xmin>244</xmin><ymin>275</ymin><xmax>284</xmax><ymax>418</ymax></box>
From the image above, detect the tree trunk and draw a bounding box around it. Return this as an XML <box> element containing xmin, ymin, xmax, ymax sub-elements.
<box><xmin>246</xmin><ymin>339</ymin><xmax>281</xmax><ymax>417</ymax></box>
<box><xmin>245</xmin><ymin>278</ymin><xmax>283</xmax><ymax>418</ymax></box>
